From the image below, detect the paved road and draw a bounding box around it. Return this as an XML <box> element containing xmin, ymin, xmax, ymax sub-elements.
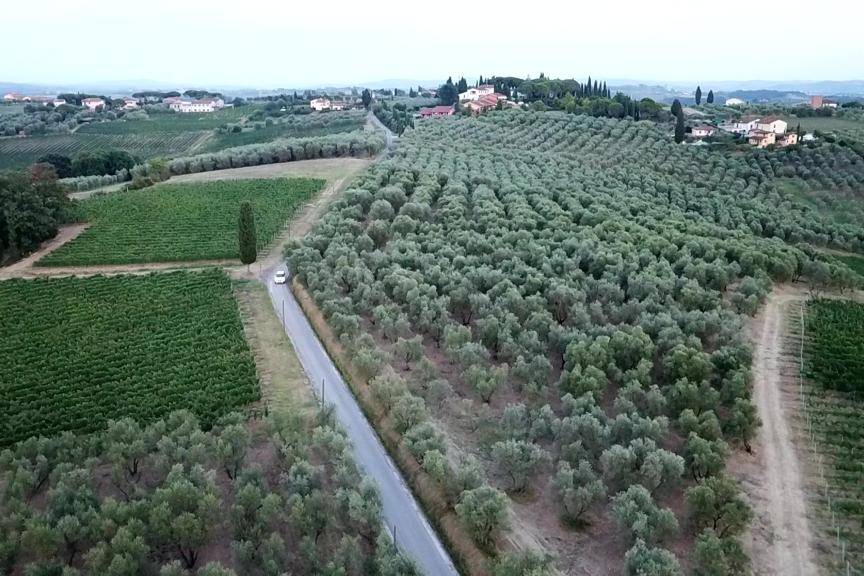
<box><xmin>263</xmin><ymin>266</ymin><xmax>459</xmax><ymax>576</ymax></box>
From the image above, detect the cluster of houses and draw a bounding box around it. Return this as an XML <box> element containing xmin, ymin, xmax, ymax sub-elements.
<box><xmin>810</xmin><ymin>95</ymin><xmax>838</xmax><ymax>109</ymax></box>
<box><xmin>3</xmin><ymin>93</ymin><xmax>141</xmax><ymax>112</ymax></box>
<box><xmin>713</xmin><ymin>115</ymin><xmax>801</xmax><ymax>148</ymax></box>
<box><xmin>309</xmin><ymin>97</ymin><xmax>351</xmax><ymax>111</ymax></box>
<box><xmin>163</xmin><ymin>96</ymin><xmax>225</xmax><ymax>113</ymax></box>
<box><xmin>417</xmin><ymin>84</ymin><xmax>515</xmax><ymax>118</ymax></box>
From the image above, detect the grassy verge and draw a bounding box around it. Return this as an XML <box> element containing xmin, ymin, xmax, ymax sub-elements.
<box><xmin>234</xmin><ymin>279</ymin><xmax>315</xmax><ymax>415</ymax></box>
<box><xmin>291</xmin><ymin>278</ymin><xmax>490</xmax><ymax>576</ymax></box>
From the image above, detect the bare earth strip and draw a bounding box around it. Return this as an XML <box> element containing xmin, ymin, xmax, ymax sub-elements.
<box><xmin>731</xmin><ymin>286</ymin><xmax>817</xmax><ymax>576</ymax></box>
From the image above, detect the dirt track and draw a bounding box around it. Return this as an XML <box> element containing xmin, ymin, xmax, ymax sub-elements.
<box><xmin>733</xmin><ymin>286</ymin><xmax>817</xmax><ymax>576</ymax></box>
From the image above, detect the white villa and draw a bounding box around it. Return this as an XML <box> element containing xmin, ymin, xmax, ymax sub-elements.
<box><xmin>459</xmin><ymin>84</ymin><xmax>495</xmax><ymax>102</ymax></box>
<box><xmin>310</xmin><ymin>98</ymin><xmax>331</xmax><ymax>111</ymax></box>
<box><xmin>168</xmin><ymin>97</ymin><xmax>225</xmax><ymax>113</ymax></box>
<box><xmin>755</xmin><ymin>116</ymin><xmax>787</xmax><ymax>135</ymax></box>
<box><xmin>725</xmin><ymin>97</ymin><xmax>746</xmax><ymax>106</ymax></box>
<box><xmin>81</xmin><ymin>97</ymin><xmax>105</xmax><ymax>111</ymax></box>
<box><xmin>122</xmin><ymin>97</ymin><xmax>139</xmax><ymax>110</ymax></box>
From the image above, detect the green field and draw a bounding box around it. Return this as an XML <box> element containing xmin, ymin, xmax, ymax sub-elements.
<box><xmin>40</xmin><ymin>177</ymin><xmax>322</xmax><ymax>265</ymax></box>
<box><xmin>780</xmin><ymin>115</ymin><xmax>864</xmax><ymax>141</ymax></box>
<box><xmin>200</xmin><ymin>112</ymin><xmax>367</xmax><ymax>152</ymax></box>
<box><xmin>835</xmin><ymin>254</ymin><xmax>864</xmax><ymax>277</ymax></box>
<box><xmin>802</xmin><ymin>299</ymin><xmax>864</xmax><ymax>571</ymax></box>
<box><xmin>0</xmin><ymin>131</ymin><xmax>210</xmax><ymax>170</ymax></box>
<box><xmin>0</xmin><ymin>103</ymin><xmax>27</xmax><ymax>117</ymax></box>
<box><xmin>77</xmin><ymin>106</ymin><xmax>252</xmax><ymax>135</ymax></box>
<box><xmin>0</xmin><ymin>270</ymin><xmax>259</xmax><ymax>445</ymax></box>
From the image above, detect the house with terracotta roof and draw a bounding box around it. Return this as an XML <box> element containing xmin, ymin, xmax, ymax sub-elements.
<box><xmin>776</xmin><ymin>132</ymin><xmax>799</xmax><ymax>148</ymax></box>
<box><xmin>3</xmin><ymin>92</ymin><xmax>23</xmax><ymax>102</ymax></box>
<box><xmin>810</xmin><ymin>95</ymin><xmax>838</xmax><ymax>109</ymax></box>
<box><xmin>748</xmin><ymin>130</ymin><xmax>776</xmax><ymax>148</ymax></box>
<box><xmin>122</xmin><ymin>97</ymin><xmax>139</xmax><ymax>110</ymax></box>
<box><xmin>756</xmin><ymin>116</ymin><xmax>787</xmax><ymax>134</ymax></box>
<box><xmin>418</xmin><ymin>105</ymin><xmax>454</xmax><ymax>117</ymax></box>
<box><xmin>465</xmin><ymin>93</ymin><xmax>507</xmax><ymax>114</ymax></box>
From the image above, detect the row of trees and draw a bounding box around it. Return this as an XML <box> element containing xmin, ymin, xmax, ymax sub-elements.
<box><xmin>59</xmin><ymin>131</ymin><xmax>385</xmax><ymax>192</ymax></box>
<box><xmin>0</xmin><ymin>409</ymin><xmax>417</xmax><ymax>575</ymax></box>
<box><xmin>39</xmin><ymin>150</ymin><xmax>137</xmax><ymax>179</ymax></box>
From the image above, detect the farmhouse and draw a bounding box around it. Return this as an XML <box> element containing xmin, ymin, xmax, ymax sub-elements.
<box><xmin>776</xmin><ymin>132</ymin><xmax>799</xmax><ymax>148</ymax></box>
<box><xmin>310</xmin><ymin>98</ymin><xmax>331</xmax><ymax>111</ymax></box>
<box><xmin>810</xmin><ymin>95</ymin><xmax>838</xmax><ymax>109</ymax></box>
<box><xmin>122</xmin><ymin>97</ymin><xmax>139</xmax><ymax>109</ymax></box>
<box><xmin>725</xmin><ymin>97</ymin><xmax>746</xmax><ymax>106</ymax></box>
<box><xmin>418</xmin><ymin>105</ymin><xmax>455</xmax><ymax>118</ymax></box>
<box><xmin>464</xmin><ymin>93</ymin><xmax>508</xmax><ymax>114</ymax></box>
<box><xmin>691</xmin><ymin>125</ymin><xmax>717</xmax><ymax>138</ymax></box>
<box><xmin>459</xmin><ymin>84</ymin><xmax>495</xmax><ymax>102</ymax></box>
<box><xmin>756</xmin><ymin>116</ymin><xmax>787</xmax><ymax>134</ymax></box>
<box><xmin>82</xmin><ymin>97</ymin><xmax>105</xmax><ymax>111</ymax></box>
<box><xmin>3</xmin><ymin>92</ymin><xmax>24</xmax><ymax>102</ymax></box>
<box><xmin>720</xmin><ymin>115</ymin><xmax>760</xmax><ymax>135</ymax></box>
<box><xmin>748</xmin><ymin>130</ymin><xmax>776</xmax><ymax>148</ymax></box>
<box><xmin>51</xmin><ymin>99</ymin><xmax>67</xmax><ymax>107</ymax></box>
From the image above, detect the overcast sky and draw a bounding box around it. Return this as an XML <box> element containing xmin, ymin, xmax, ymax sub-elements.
<box><xmin>3</xmin><ymin>0</ymin><xmax>861</xmax><ymax>88</ymax></box>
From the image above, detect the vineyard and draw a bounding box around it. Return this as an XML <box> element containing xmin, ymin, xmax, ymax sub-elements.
<box><xmin>0</xmin><ymin>131</ymin><xmax>210</xmax><ymax>170</ymax></box>
<box><xmin>40</xmin><ymin>177</ymin><xmax>322</xmax><ymax>265</ymax></box>
<box><xmin>0</xmin><ymin>270</ymin><xmax>259</xmax><ymax>446</ymax></box>
<box><xmin>287</xmin><ymin>110</ymin><xmax>864</xmax><ymax>573</ymax></box>
<box><xmin>76</xmin><ymin>106</ymin><xmax>253</xmax><ymax>135</ymax></box>
<box><xmin>801</xmin><ymin>298</ymin><xmax>864</xmax><ymax>573</ymax></box>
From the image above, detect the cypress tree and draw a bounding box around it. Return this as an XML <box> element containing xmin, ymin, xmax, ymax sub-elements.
<box><xmin>706</xmin><ymin>90</ymin><xmax>714</xmax><ymax>104</ymax></box>
<box><xmin>671</xmin><ymin>99</ymin><xmax>682</xmax><ymax>118</ymax></box>
<box><xmin>695</xmin><ymin>86</ymin><xmax>702</xmax><ymax>105</ymax></box>
<box><xmin>238</xmin><ymin>202</ymin><xmax>257</xmax><ymax>269</ymax></box>
<box><xmin>674</xmin><ymin>108</ymin><xmax>686</xmax><ymax>143</ymax></box>
<box><xmin>587</xmin><ymin>76</ymin><xmax>592</xmax><ymax>96</ymax></box>
<box><xmin>593</xmin><ymin>80</ymin><xmax>599</xmax><ymax>97</ymax></box>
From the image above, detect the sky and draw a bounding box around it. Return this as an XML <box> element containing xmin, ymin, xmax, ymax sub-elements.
<box><xmin>3</xmin><ymin>0</ymin><xmax>862</xmax><ymax>88</ymax></box>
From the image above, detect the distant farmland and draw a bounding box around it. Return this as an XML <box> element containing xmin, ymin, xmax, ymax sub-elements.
<box><xmin>0</xmin><ymin>131</ymin><xmax>211</xmax><ymax>170</ymax></box>
<box><xmin>0</xmin><ymin>107</ymin><xmax>367</xmax><ymax>170</ymax></box>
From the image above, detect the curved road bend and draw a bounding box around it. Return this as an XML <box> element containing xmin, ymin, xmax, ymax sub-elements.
<box><xmin>263</xmin><ymin>267</ymin><xmax>459</xmax><ymax>576</ymax></box>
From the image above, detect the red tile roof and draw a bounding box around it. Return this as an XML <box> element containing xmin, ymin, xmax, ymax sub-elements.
<box><xmin>419</xmin><ymin>105</ymin><xmax>454</xmax><ymax>116</ymax></box>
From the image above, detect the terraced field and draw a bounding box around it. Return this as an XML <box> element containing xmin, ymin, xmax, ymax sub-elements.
<box><xmin>0</xmin><ymin>270</ymin><xmax>259</xmax><ymax>445</ymax></box>
<box><xmin>40</xmin><ymin>177</ymin><xmax>323</xmax><ymax>265</ymax></box>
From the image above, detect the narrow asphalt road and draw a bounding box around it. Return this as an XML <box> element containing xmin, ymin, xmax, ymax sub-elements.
<box><xmin>263</xmin><ymin>266</ymin><xmax>459</xmax><ymax>576</ymax></box>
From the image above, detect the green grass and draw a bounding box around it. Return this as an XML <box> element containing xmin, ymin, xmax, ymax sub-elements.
<box><xmin>0</xmin><ymin>270</ymin><xmax>259</xmax><ymax>445</ymax></box>
<box><xmin>40</xmin><ymin>177</ymin><xmax>323</xmax><ymax>266</ymax></box>
<box><xmin>0</xmin><ymin>131</ymin><xmax>210</xmax><ymax>170</ymax></box>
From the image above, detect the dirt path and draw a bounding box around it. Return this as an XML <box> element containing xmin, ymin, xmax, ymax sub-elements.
<box><xmin>0</xmin><ymin>224</ymin><xmax>89</xmax><ymax>278</ymax></box>
<box><xmin>733</xmin><ymin>286</ymin><xmax>817</xmax><ymax>576</ymax></box>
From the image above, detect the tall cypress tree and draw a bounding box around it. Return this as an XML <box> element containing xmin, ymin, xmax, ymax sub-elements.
<box><xmin>674</xmin><ymin>107</ymin><xmax>686</xmax><ymax>143</ymax></box>
<box><xmin>586</xmin><ymin>76</ymin><xmax>592</xmax><ymax>97</ymax></box>
<box><xmin>238</xmin><ymin>202</ymin><xmax>257</xmax><ymax>269</ymax></box>
<box><xmin>695</xmin><ymin>86</ymin><xmax>702</xmax><ymax>105</ymax></box>
<box><xmin>706</xmin><ymin>89</ymin><xmax>714</xmax><ymax>104</ymax></box>
<box><xmin>671</xmin><ymin>99</ymin><xmax>682</xmax><ymax>118</ymax></box>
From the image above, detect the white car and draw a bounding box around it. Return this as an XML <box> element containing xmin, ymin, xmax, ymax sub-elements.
<box><xmin>273</xmin><ymin>270</ymin><xmax>287</xmax><ymax>285</ymax></box>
